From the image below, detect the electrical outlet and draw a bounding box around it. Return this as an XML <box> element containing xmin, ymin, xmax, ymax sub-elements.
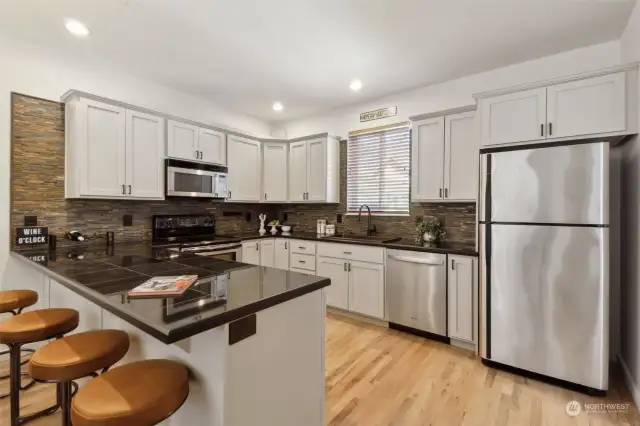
<box><xmin>282</xmin><ymin>212</ymin><xmax>288</xmax><ymax>222</ymax></box>
<box><xmin>123</xmin><ymin>214</ymin><xmax>133</xmax><ymax>227</ymax></box>
<box><xmin>415</xmin><ymin>216</ymin><xmax>423</xmax><ymax>224</ymax></box>
<box><xmin>336</xmin><ymin>213</ymin><xmax>342</xmax><ymax>224</ymax></box>
<box><xmin>245</xmin><ymin>212</ymin><xmax>252</xmax><ymax>222</ymax></box>
<box><xmin>24</xmin><ymin>216</ymin><xmax>37</xmax><ymax>226</ymax></box>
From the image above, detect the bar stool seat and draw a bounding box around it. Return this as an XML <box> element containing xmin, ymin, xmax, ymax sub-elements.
<box><xmin>72</xmin><ymin>359</ymin><xmax>189</xmax><ymax>426</ymax></box>
<box><xmin>0</xmin><ymin>308</ymin><xmax>79</xmax><ymax>344</ymax></box>
<box><xmin>0</xmin><ymin>290</ymin><xmax>38</xmax><ymax>314</ymax></box>
<box><xmin>29</xmin><ymin>330</ymin><xmax>130</xmax><ymax>382</ymax></box>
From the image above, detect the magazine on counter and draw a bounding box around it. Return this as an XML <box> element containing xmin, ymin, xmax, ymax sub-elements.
<box><xmin>127</xmin><ymin>275</ymin><xmax>198</xmax><ymax>298</ymax></box>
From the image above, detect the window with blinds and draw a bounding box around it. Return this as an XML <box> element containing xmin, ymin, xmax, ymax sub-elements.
<box><xmin>347</xmin><ymin>125</ymin><xmax>410</xmax><ymax>215</ymax></box>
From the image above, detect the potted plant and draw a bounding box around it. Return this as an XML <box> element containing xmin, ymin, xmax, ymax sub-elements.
<box><xmin>416</xmin><ymin>218</ymin><xmax>446</xmax><ymax>244</ymax></box>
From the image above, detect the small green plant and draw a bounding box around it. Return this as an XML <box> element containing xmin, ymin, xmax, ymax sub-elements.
<box><xmin>416</xmin><ymin>218</ymin><xmax>446</xmax><ymax>244</ymax></box>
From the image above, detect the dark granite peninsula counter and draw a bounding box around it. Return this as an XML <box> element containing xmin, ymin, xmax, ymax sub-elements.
<box><xmin>11</xmin><ymin>242</ymin><xmax>328</xmax><ymax>426</ymax></box>
<box><xmin>11</xmin><ymin>243</ymin><xmax>329</xmax><ymax>344</ymax></box>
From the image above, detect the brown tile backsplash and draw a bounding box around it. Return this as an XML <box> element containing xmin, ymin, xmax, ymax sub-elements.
<box><xmin>9</xmin><ymin>92</ymin><xmax>475</xmax><ymax>248</ymax></box>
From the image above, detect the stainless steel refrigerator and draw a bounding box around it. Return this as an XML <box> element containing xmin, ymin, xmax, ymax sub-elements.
<box><xmin>479</xmin><ymin>141</ymin><xmax>609</xmax><ymax>392</ymax></box>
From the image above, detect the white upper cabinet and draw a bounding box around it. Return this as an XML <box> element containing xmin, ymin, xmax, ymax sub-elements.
<box><xmin>480</xmin><ymin>88</ymin><xmax>546</xmax><ymax>146</ymax></box>
<box><xmin>168</xmin><ymin>120</ymin><xmax>226</xmax><ymax>165</ymax></box>
<box><xmin>227</xmin><ymin>135</ymin><xmax>262</xmax><ymax>202</ymax></box>
<box><xmin>167</xmin><ymin>119</ymin><xmax>198</xmax><ymax>161</ymax></box>
<box><xmin>411</xmin><ymin>116</ymin><xmax>445</xmax><ymax>201</ymax></box>
<box><xmin>65</xmin><ymin>95</ymin><xmax>164</xmax><ymax>200</ymax></box>
<box><xmin>289</xmin><ymin>141</ymin><xmax>308</xmax><ymax>202</ymax></box>
<box><xmin>411</xmin><ymin>107</ymin><xmax>477</xmax><ymax>202</ymax></box>
<box><xmin>198</xmin><ymin>128</ymin><xmax>226</xmax><ymax>165</ymax></box>
<box><xmin>476</xmin><ymin>65</ymin><xmax>638</xmax><ymax>147</ymax></box>
<box><xmin>306</xmin><ymin>138</ymin><xmax>327</xmax><ymax>201</ymax></box>
<box><xmin>262</xmin><ymin>142</ymin><xmax>288</xmax><ymax>202</ymax></box>
<box><xmin>78</xmin><ymin>99</ymin><xmax>127</xmax><ymax>197</ymax></box>
<box><xmin>288</xmin><ymin>136</ymin><xmax>339</xmax><ymax>203</ymax></box>
<box><xmin>546</xmin><ymin>72</ymin><xmax>626</xmax><ymax>139</ymax></box>
<box><xmin>444</xmin><ymin>111</ymin><xmax>478</xmax><ymax>201</ymax></box>
<box><xmin>126</xmin><ymin>110</ymin><xmax>165</xmax><ymax>198</ymax></box>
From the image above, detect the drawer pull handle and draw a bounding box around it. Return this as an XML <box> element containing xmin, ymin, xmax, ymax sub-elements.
<box><xmin>298</xmin><ymin>246</ymin><xmax>306</xmax><ymax>250</ymax></box>
<box><xmin>299</xmin><ymin>260</ymin><xmax>306</xmax><ymax>264</ymax></box>
<box><xmin>343</xmin><ymin>251</ymin><xmax>352</xmax><ymax>255</ymax></box>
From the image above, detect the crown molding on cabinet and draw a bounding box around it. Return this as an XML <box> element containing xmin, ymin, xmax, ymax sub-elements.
<box><xmin>472</xmin><ymin>62</ymin><xmax>640</xmax><ymax>100</ymax></box>
<box><xmin>409</xmin><ymin>105</ymin><xmax>476</xmax><ymax>122</ymax></box>
<box><xmin>61</xmin><ymin>90</ymin><xmax>342</xmax><ymax>143</ymax></box>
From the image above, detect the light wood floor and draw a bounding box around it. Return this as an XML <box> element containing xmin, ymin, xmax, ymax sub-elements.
<box><xmin>1</xmin><ymin>314</ymin><xmax>639</xmax><ymax>425</ymax></box>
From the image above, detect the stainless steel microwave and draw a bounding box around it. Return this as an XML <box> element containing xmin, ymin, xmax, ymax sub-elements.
<box><xmin>166</xmin><ymin>159</ymin><xmax>228</xmax><ymax>198</ymax></box>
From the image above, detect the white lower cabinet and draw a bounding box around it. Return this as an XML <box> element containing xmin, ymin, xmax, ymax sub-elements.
<box><xmin>348</xmin><ymin>261</ymin><xmax>384</xmax><ymax>319</ymax></box>
<box><xmin>241</xmin><ymin>241</ymin><xmax>261</xmax><ymax>266</ymax></box>
<box><xmin>274</xmin><ymin>239</ymin><xmax>290</xmax><ymax>270</ymax></box>
<box><xmin>316</xmin><ymin>257</ymin><xmax>349</xmax><ymax>310</ymax></box>
<box><xmin>260</xmin><ymin>239</ymin><xmax>275</xmax><ymax>267</ymax></box>
<box><xmin>447</xmin><ymin>255</ymin><xmax>474</xmax><ymax>342</ymax></box>
<box><xmin>315</xmin><ymin>243</ymin><xmax>385</xmax><ymax>319</ymax></box>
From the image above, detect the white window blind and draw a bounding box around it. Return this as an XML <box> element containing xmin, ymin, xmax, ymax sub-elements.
<box><xmin>347</xmin><ymin>126</ymin><xmax>410</xmax><ymax>215</ymax></box>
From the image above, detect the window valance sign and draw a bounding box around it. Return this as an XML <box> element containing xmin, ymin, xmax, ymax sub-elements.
<box><xmin>16</xmin><ymin>226</ymin><xmax>48</xmax><ymax>246</ymax></box>
<box><xmin>360</xmin><ymin>106</ymin><xmax>397</xmax><ymax>122</ymax></box>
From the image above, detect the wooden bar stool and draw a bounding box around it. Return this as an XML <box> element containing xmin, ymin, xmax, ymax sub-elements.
<box><xmin>28</xmin><ymin>329</ymin><xmax>130</xmax><ymax>426</ymax></box>
<box><xmin>0</xmin><ymin>290</ymin><xmax>40</xmax><ymax>398</ymax></box>
<box><xmin>0</xmin><ymin>308</ymin><xmax>79</xmax><ymax>426</ymax></box>
<box><xmin>71</xmin><ymin>359</ymin><xmax>190</xmax><ymax>426</ymax></box>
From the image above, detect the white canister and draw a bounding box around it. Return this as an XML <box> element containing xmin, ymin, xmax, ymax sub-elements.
<box><xmin>317</xmin><ymin>220</ymin><xmax>322</xmax><ymax>234</ymax></box>
<box><xmin>326</xmin><ymin>224</ymin><xmax>335</xmax><ymax>236</ymax></box>
<box><xmin>320</xmin><ymin>220</ymin><xmax>327</xmax><ymax>235</ymax></box>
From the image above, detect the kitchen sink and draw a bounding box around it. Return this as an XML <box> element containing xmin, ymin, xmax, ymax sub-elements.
<box><xmin>322</xmin><ymin>235</ymin><xmax>401</xmax><ymax>244</ymax></box>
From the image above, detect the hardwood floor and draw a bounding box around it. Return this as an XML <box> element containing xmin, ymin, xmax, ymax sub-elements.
<box><xmin>325</xmin><ymin>314</ymin><xmax>640</xmax><ymax>426</ymax></box>
<box><xmin>1</xmin><ymin>314</ymin><xmax>638</xmax><ymax>425</ymax></box>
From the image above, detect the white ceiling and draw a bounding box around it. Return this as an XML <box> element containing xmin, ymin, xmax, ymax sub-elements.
<box><xmin>0</xmin><ymin>0</ymin><xmax>636</xmax><ymax>124</ymax></box>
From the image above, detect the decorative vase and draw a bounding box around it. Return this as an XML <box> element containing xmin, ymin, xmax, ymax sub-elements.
<box><xmin>423</xmin><ymin>232</ymin><xmax>437</xmax><ymax>243</ymax></box>
<box><xmin>259</xmin><ymin>214</ymin><xmax>267</xmax><ymax>235</ymax></box>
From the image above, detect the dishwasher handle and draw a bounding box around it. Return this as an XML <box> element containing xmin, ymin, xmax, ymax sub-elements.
<box><xmin>387</xmin><ymin>254</ymin><xmax>445</xmax><ymax>266</ymax></box>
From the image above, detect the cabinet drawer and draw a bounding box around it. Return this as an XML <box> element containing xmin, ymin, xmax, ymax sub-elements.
<box><xmin>290</xmin><ymin>253</ymin><xmax>316</xmax><ymax>271</ymax></box>
<box><xmin>317</xmin><ymin>242</ymin><xmax>384</xmax><ymax>264</ymax></box>
<box><xmin>290</xmin><ymin>240</ymin><xmax>316</xmax><ymax>255</ymax></box>
<box><xmin>290</xmin><ymin>267</ymin><xmax>315</xmax><ymax>275</ymax></box>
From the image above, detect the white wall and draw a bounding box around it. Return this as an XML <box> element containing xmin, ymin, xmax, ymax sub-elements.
<box><xmin>276</xmin><ymin>41</ymin><xmax>621</xmax><ymax>139</ymax></box>
<box><xmin>0</xmin><ymin>34</ymin><xmax>271</xmax><ymax>292</ymax></box>
<box><xmin>619</xmin><ymin>0</ymin><xmax>640</xmax><ymax>408</ymax></box>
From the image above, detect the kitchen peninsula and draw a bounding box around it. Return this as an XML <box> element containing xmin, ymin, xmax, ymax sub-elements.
<box><xmin>10</xmin><ymin>242</ymin><xmax>329</xmax><ymax>426</ymax></box>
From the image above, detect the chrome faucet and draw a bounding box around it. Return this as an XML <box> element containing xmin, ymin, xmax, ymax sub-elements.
<box><xmin>358</xmin><ymin>204</ymin><xmax>377</xmax><ymax>236</ymax></box>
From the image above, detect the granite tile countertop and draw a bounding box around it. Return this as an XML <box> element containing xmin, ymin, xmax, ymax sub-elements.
<box><xmin>222</xmin><ymin>232</ymin><xmax>478</xmax><ymax>256</ymax></box>
<box><xmin>11</xmin><ymin>242</ymin><xmax>329</xmax><ymax>344</ymax></box>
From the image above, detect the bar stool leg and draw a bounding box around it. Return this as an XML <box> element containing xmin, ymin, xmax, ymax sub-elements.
<box><xmin>8</xmin><ymin>342</ymin><xmax>64</xmax><ymax>426</ymax></box>
<box><xmin>1</xmin><ymin>348</ymin><xmax>37</xmax><ymax>399</ymax></box>
<box><xmin>59</xmin><ymin>381</ymin><xmax>72</xmax><ymax>426</ymax></box>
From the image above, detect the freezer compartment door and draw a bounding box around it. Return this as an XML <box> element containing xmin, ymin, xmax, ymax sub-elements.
<box><xmin>489</xmin><ymin>224</ymin><xmax>608</xmax><ymax>390</ymax></box>
<box><xmin>490</xmin><ymin>142</ymin><xmax>608</xmax><ymax>225</ymax></box>
<box><xmin>386</xmin><ymin>251</ymin><xmax>447</xmax><ymax>336</ymax></box>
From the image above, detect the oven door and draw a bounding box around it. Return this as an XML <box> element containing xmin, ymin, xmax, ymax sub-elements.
<box><xmin>195</xmin><ymin>247</ymin><xmax>241</xmax><ymax>262</ymax></box>
<box><xmin>167</xmin><ymin>166</ymin><xmax>218</xmax><ymax>198</ymax></box>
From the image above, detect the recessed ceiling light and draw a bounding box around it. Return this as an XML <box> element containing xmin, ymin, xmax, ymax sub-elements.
<box><xmin>273</xmin><ymin>102</ymin><xmax>283</xmax><ymax>111</ymax></box>
<box><xmin>65</xmin><ymin>18</ymin><xmax>90</xmax><ymax>37</ymax></box>
<box><xmin>350</xmin><ymin>79</ymin><xmax>362</xmax><ymax>91</ymax></box>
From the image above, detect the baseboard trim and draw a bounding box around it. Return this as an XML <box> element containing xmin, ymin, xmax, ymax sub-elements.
<box><xmin>619</xmin><ymin>354</ymin><xmax>640</xmax><ymax>409</ymax></box>
<box><xmin>327</xmin><ymin>307</ymin><xmax>389</xmax><ymax>328</ymax></box>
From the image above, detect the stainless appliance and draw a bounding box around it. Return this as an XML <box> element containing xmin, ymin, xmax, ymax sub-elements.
<box><xmin>152</xmin><ymin>214</ymin><xmax>241</xmax><ymax>261</ymax></box>
<box><xmin>479</xmin><ymin>141</ymin><xmax>609</xmax><ymax>392</ymax></box>
<box><xmin>166</xmin><ymin>159</ymin><xmax>228</xmax><ymax>199</ymax></box>
<box><xmin>386</xmin><ymin>249</ymin><xmax>448</xmax><ymax>340</ymax></box>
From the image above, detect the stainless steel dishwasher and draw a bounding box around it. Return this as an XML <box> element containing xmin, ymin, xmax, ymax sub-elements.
<box><xmin>386</xmin><ymin>249</ymin><xmax>448</xmax><ymax>341</ymax></box>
